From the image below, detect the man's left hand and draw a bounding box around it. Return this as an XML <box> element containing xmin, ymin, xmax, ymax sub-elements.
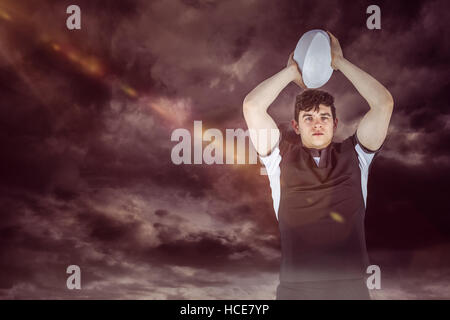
<box><xmin>326</xmin><ymin>31</ymin><xmax>344</xmax><ymax>70</ymax></box>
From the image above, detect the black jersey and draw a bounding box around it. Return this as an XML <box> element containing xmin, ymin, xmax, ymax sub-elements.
<box><xmin>259</xmin><ymin>126</ymin><xmax>383</xmax><ymax>282</ymax></box>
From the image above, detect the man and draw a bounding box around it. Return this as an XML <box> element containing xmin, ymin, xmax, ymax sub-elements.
<box><xmin>242</xmin><ymin>31</ymin><xmax>393</xmax><ymax>299</ymax></box>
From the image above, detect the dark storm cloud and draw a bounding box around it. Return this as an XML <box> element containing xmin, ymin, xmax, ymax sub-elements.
<box><xmin>141</xmin><ymin>230</ymin><xmax>279</xmax><ymax>274</ymax></box>
<box><xmin>366</xmin><ymin>157</ymin><xmax>450</xmax><ymax>249</ymax></box>
<box><xmin>0</xmin><ymin>187</ymin><xmax>279</xmax><ymax>298</ymax></box>
<box><xmin>0</xmin><ymin>0</ymin><xmax>449</xmax><ymax>299</ymax></box>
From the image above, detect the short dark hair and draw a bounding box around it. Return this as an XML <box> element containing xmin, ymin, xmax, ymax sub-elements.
<box><xmin>294</xmin><ymin>89</ymin><xmax>336</xmax><ymax>122</ymax></box>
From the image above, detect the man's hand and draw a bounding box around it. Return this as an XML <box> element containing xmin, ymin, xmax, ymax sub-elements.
<box><xmin>326</xmin><ymin>31</ymin><xmax>344</xmax><ymax>71</ymax></box>
<box><xmin>287</xmin><ymin>52</ymin><xmax>307</xmax><ymax>89</ymax></box>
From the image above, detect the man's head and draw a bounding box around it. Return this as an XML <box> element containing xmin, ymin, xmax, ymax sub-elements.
<box><xmin>291</xmin><ymin>89</ymin><xmax>338</xmax><ymax>149</ymax></box>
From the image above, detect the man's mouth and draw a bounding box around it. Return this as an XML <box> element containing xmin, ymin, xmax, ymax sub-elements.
<box><xmin>313</xmin><ymin>133</ymin><xmax>324</xmax><ymax>136</ymax></box>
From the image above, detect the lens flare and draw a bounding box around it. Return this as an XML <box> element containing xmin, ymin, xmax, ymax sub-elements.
<box><xmin>0</xmin><ymin>10</ymin><xmax>11</xmax><ymax>21</ymax></box>
<box><xmin>329</xmin><ymin>211</ymin><xmax>345</xmax><ymax>223</ymax></box>
<box><xmin>121</xmin><ymin>85</ymin><xmax>138</xmax><ymax>98</ymax></box>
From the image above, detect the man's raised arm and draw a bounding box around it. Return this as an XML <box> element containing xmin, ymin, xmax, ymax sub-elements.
<box><xmin>327</xmin><ymin>31</ymin><xmax>394</xmax><ymax>152</ymax></box>
<box><xmin>243</xmin><ymin>54</ymin><xmax>304</xmax><ymax>156</ymax></box>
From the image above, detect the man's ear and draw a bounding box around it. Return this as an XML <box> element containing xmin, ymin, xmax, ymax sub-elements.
<box><xmin>291</xmin><ymin>119</ymin><xmax>300</xmax><ymax>135</ymax></box>
<box><xmin>333</xmin><ymin>118</ymin><xmax>338</xmax><ymax>132</ymax></box>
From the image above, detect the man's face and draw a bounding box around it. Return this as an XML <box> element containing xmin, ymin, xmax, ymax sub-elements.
<box><xmin>292</xmin><ymin>104</ymin><xmax>338</xmax><ymax>149</ymax></box>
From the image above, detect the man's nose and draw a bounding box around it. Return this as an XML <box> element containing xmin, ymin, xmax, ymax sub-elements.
<box><xmin>313</xmin><ymin>119</ymin><xmax>323</xmax><ymax>128</ymax></box>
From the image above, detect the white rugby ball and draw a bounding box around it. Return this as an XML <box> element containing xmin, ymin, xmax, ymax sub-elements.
<box><xmin>293</xmin><ymin>29</ymin><xmax>334</xmax><ymax>88</ymax></box>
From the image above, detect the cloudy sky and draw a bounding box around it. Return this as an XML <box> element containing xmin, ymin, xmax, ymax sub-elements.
<box><xmin>0</xmin><ymin>0</ymin><xmax>449</xmax><ymax>299</ymax></box>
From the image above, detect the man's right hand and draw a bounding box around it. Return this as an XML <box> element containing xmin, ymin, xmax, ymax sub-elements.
<box><xmin>287</xmin><ymin>52</ymin><xmax>307</xmax><ymax>89</ymax></box>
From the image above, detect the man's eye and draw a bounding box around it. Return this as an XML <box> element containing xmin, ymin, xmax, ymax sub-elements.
<box><xmin>322</xmin><ymin>117</ymin><xmax>329</xmax><ymax>121</ymax></box>
<box><xmin>305</xmin><ymin>117</ymin><xmax>312</xmax><ymax>121</ymax></box>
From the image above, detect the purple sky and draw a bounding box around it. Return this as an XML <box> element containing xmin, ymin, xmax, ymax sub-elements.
<box><xmin>0</xmin><ymin>0</ymin><xmax>449</xmax><ymax>299</ymax></box>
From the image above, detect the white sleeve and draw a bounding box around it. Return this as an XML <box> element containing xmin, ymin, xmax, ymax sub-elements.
<box><xmin>354</xmin><ymin>143</ymin><xmax>376</xmax><ymax>209</ymax></box>
<box><xmin>259</xmin><ymin>147</ymin><xmax>282</xmax><ymax>220</ymax></box>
